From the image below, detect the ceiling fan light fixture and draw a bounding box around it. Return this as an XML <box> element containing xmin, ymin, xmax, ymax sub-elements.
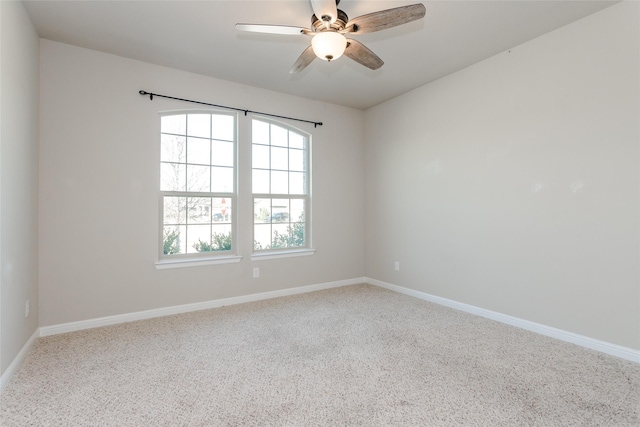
<box><xmin>311</xmin><ymin>31</ymin><xmax>347</xmax><ymax>62</ymax></box>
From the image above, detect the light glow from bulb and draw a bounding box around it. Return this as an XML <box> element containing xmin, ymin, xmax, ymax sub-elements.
<box><xmin>311</xmin><ymin>32</ymin><xmax>347</xmax><ymax>62</ymax></box>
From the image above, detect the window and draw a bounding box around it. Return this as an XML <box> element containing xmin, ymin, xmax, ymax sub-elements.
<box><xmin>157</xmin><ymin>112</ymin><xmax>312</xmax><ymax>267</ymax></box>
<box><xmin>159</xmin><ymin>112</ymin><xmax>236</xmax><ymax>260</ymax></box>
<box><xmin>252</xmin><ymin>118</ymin><xmax>310</xmax><ymax>251</ymax></box>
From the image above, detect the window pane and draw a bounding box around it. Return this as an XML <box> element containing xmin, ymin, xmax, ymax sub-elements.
<box><xmin>161</xmin><ymin>115</ymin><xmax>186</xmax><ymax>135</ymax></box>
<box><xmin>289</xmin><ymin>131</ymin><xmax>304</xmax><ymax>149</ymax></box>
<box><xmin>212</xmin><ymin>140</ymin><xmax>234</xmax><ymax>167</ymax></box>
<box><xmin>187</xmin><ymin>137</ymin><xmax>210</xmax><ymax>165</ymax></box>
<box><xmin>271</xmin><ymin>218</ymin><xmax>305</xmax><ymax>249</ymax></box>
<box><xmin>291</xmin><ymin>199</ymin><xmax>305</xmax><ymax>222</ymax></box>
<box><xmin>272</xmin><ymin>199</ymin><xmax>289</xmax><ymax>222</ymax></box>
<box><xmin>271</xmin><ymin>171</ymin><xmax>288</xmax><ymax>194</ymax></box>
<box><xmin>252</xmin><ymin>120</ymin><xmax>269</xmax><ymax>145</ymax></box>
<box><xmin>163</xmin><ymin>226</ymin><xmax>186</xmax><ymax>255</ymax></box>
<box><xmin>289</xmin><ymin>148</ymin><xmax>305</xmax><ymax>172</ymax></box>
<box><xmin>271</xmin><ymin>147</ymin><xmax>288</xmax><ymax>171</ymax></box>
<box><xmin>187</xmin><ymin>114</ymin><xmax>210</xmax><ymax>139</ymax></box>
<box><xmin>213</xmin><ymin>197</ymin><xmax>231</xmax><ymax>223</ymax></box>
<box><xmin>253</xmin><ymin>169</ymin><xmax>269</xmax><ymax>194</ymax></box>
<box><xmin>212</xmin><ymin>115</ymin><xmax>234</xmax><ymax>141</ymax></box>
<box><xmin>163</xmin><ymin>196</ymin><xmax>187</xmax><ymax>225</ymax></box>
<box><xmin>289</xmin><ymin>172</ymin><xmax>305</xmax><ymax>195</ymax></box>
<box><xmin>272</xmin><ymin>224</ymin><xmax>289</xmax><ymax>248</ymax></box>
<box><xmin>211</xmin><ymin>225</ymin><xmax>232</xmax><ymax>251</ymax></box>
<box><xmin>187</xmin><ymin>224</ymin><xmax>212</xmax><ymax>254</ymax></box>
<box><xmin>252</xmin><ymin>144</ymin><xmax>270</xmax><ymax>169</ymax></box>
<box><xmin>254</xmin><ymin>198</ymin><xmax>271</xmax><ymax>223</ymax></box>
<box><xmin>161</xmin><ymin>163</ymin><xmax>186</xmax><ymax>191</ymax></box>
<box><xmin>254</xmin><ymin>224</ymin><xmax>271</xmax><ymax>250</ymax></box>
<box><xmin>211</xmin><ymin>166</ymin><xmax>233</xmax><ymax>192</ymax></box>
<box><xmin>161</xmin><ymin>134</ymin><xmax>186</xmax><ymax>163</ymax></box>
<box><xmin>289</xmin><ymin>222</ymin><xmax>305</xmax><ymax>247</ymax></box>
<box><xmin>187</xmin><ymin>165</ymin><xmax>210</xmax><ymax>192</ymax></box>
<box><xmin>187</xmin><ymin>197</ymin><xmax>211</xmax><ymax>224</ymax></box>
<box><xmin>271</xmin><ymin>125</ymin><xmax>288</xmax><ymax>147</ymax></box>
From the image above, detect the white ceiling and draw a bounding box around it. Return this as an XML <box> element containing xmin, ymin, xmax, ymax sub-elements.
<box><xmin>23</xmin><ymin>0</ymin><xmax>617</xmax><ymax>110</ymax></box>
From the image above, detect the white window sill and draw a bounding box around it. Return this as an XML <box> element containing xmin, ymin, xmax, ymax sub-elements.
<box><xmin>156</xmin><ymin>255</ymin><xmax>242</xmax><ymax>270</ymax></box>
<box><xmin>251</xmin><ymin>248</ymin><xmax>316</xmax><ymax>261</ymax></box>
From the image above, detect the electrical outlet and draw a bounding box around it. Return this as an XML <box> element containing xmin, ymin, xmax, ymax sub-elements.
<box><xmin>25</xmin><ymin>300</ymin><xmax>30</xmax><ymax>318</ymax></box>
<box><xmin>394</xmin><ymin>261</ymin><xmax>400</xmax><ymax>271</ymax></box>
<box><xmin>253</xmin><ymin>267</ymin><xmax>260</xmax><ymax>278</ymax></box>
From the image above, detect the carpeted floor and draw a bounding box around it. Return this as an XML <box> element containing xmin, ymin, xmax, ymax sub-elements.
<box><xmin>1</xmin><ymin>284</ymin><xmax>639</xmax><ymax>426</ymax></box>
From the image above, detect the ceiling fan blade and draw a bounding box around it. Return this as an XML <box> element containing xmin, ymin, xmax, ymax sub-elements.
<box><xmin>344</xmin><ymin>3</ymin><xmax>426</xmax><ymax>34</ymax></box>
<box><xmin>310</xmin><ymin>0</ymin><xmax>338</xmax><ymax>25</ymax></box>
<box><xmin>344</xmin><ymin>39</ymin><xmax>383</xmax><ymax>70</ymax></box>
<box><xmin>290</xmin><ymin>46</ymin><xmax>317</xmax><ymax>73</ymax></box>
<box><xmin>236</xmin><ymin>23</ymin><xmax>310</xmax><ymax>36</ymax></box>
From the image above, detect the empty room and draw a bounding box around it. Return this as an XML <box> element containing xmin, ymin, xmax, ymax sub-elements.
<box><xmin>1</xmin><ymin>0</ymin><xmax>639</xmax><ymax>425</ymax></box>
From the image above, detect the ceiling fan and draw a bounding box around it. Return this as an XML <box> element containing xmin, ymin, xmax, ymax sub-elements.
<box><xmin>236</xmin><ymin>0</ymin><xmax>426</xmax><ymax>73</ymax></box>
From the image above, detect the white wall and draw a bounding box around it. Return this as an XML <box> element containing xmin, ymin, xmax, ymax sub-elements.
<box><xmin>38</xmin><ymin>40</ymin><xmax>365</xmax><ymax>327</ymax></box>
<box><xmin>364</xmin><ymin>2</ymin><xmax>639</xmax><ymax>350</ymax></box>
<box><xmin>0</xmin><ymin>1</ymin><xmax>40</xmax><ymax>375</ymax></box>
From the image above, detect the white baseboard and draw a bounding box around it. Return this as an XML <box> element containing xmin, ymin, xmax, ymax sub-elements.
<box><xmin>0</xmin><ymin>329</ymin><xmax>39</xmax><ymax>393</ymax></box>
<box><xmin>366</xmin><ymin>277</ymin><xmax>640</xmax><ymax>364</ymax></box>
<box><xmin>4</xmin><ymin>276</ymin><xmax>635</xmax><ymax>396</ymax></box>
<box><xmin>39</xmin><ymin>277</ymin><xmax>365</xmax><ymax>337</ymax></box>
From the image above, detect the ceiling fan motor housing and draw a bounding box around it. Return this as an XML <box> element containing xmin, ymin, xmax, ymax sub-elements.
<box><xmin>311</xmin><ymin>9</ymin><xmax>349</xmax><ymax>32</ymax></box>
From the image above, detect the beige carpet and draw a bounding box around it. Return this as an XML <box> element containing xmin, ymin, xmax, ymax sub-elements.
<box><xmin>1</xmin><ymin>284</ymin><xmax>639</xmax><ymax>426</ymax></box>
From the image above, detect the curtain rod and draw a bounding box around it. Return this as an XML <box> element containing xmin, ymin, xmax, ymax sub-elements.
<box><xmin>138</xmin><ymin>90</ymin><xmax>323</xmax><ymax>128</ymax></box>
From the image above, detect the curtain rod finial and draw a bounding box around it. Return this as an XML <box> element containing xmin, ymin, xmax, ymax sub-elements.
<box><xmin>139</xmin><ymin>90</ymin><xmax>153</xmax><ymax>100</ymax></box>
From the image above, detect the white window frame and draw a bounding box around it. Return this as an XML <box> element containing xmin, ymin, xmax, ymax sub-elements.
<box><xmin>156</xmin><ymin>110</ymin><xmax>241</xmax><ymax>268</ymax></box>
<box><xmin>250</xmin><ymin>117</ymin><xmax>313</xmax><ymax>259</ymax></box>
